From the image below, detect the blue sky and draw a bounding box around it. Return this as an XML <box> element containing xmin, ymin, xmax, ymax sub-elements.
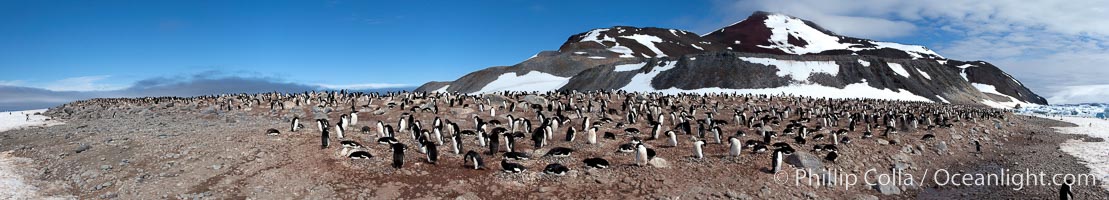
<box><xmin>0</xmin><ymin>0</ymin><xmax>726</xmax><ymax>89</ymax></box>
<box><xmin>1</xmin><ymin>0</ymin><xmax>1108</xmax><ymax>110</ymax></box>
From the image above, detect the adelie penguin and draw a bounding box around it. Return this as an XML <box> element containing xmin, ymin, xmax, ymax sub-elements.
<box><xmin>617</xmin><ymin>142</ymin><xmax>637</xmax><ymax>153</ymax></box>
<box><xmin>583</xmin><ymin>157</ymin><xmax>610</xmax><ymax>169</ymax></box>
<box><xmin>423</xmin><ymin>140</ymin><xmax>439</xmax><ymax>164</ymax></box>
<box><xmin>451</xmin><ymin>134</ymin><xmax>464</xmax><ymax>154</ymax></box>
<box><xmin>543</xmin><ymin>163</ymin><xmax>570</xmax><ymax>175</ymax></box>
<box><xmin>635</xmin><ymin>143</ymin><xmax>649</xmax><ymax>166</ymax></box>
<box><xmin>666</xmin><ymin>131</ymin><xmax>678</xmax><ymax>147</ymax></box>
<box><xmin>348</xmin><ymin>150</ymin><xmax>372</xmax><ymax>159</ymax></box>
<box><xmin>1060</xmin><ymin>178</ymin><xmax>1074</xmax><ymax>200</ymax></box>
<box><xmin>391</xmin><ymin>143</ymin><xmax>406</xmax><ymax>169</ymax></box>
<box><xmin>692</xmin><ymin>140</ymin><xmax>706</xmax><ymax>159</ymax></box>
<box><xmin>504</xmin><ymin>152</ymin><xmax>531</xmax><ymax>160</ymax></box>
<box><xmin>463</xmin><ymin>150</ymin><xmax>485</xmax><ymax>170</ymax></box>
<box><xmin>501</xmin><ymin>159</ymin><xmax>526</xmax><ymax>173</ymax></box>
<box><xmin>266</xmin><ymin>128</ymin><xmax>281</xmax><ymax>136</ymax></box>
<box><xmin>291</xmin><ymin>117</ymin><xmax>302</xmax><ymax>132</ymax></box>
<box><xmin>974</xmin><ymin>140</ymin><xmax>982</xmax><ymax>153</ymax></box>
<box><xmin>340</xmin><ymin>140</ymin><xmax>364</xmax><ymax>148</ymax></box>
<box><xmin>565</xmin><ymin>127</ymin><xmax>576</xmax><ymax>142</ymax></box>
<box><xmin>771</xmin><ymin>149</ymin><xmax>784</xmax><ymax>174</ymax></box>
<box><xmin>922</xmin><ymin>134</ymin><xmax>935</xmax><ymax>141</ymax></box>
<box><xmin>824</xmin><ymin>149</ymin><xmax>839</xmax><ymax>164</ymax></box>
<box><xmin>377</xmin><ymin>137</ymin><xmax>399</xmax><ymax>145</ymax></box>
<box><xmin>587</xmin><ymin>127</ymin><xmax>598</xmax><ymax>144</ymax></box>
<box><xmin>320</xmin><ymin>129</ymin><xmax>330</xmax><ymax>149</ymax></box>
<box><xmin>728</xmin><ymin>137</ymin><xmax>742</xmax><ymax>157</ymax></box>
<box><xmin>486</xmin><ymin>132</ymin><xmax>500</xmax><ymax>155</ymax></box>
<box><xmin>545</xmin><ymin>147</ymin><xmax>574</xmax><ymax>157</ymax></box>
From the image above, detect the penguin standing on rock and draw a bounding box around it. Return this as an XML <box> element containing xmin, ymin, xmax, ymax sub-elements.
<box><xmin>391</xmin><ymin>143</ymin><xmax>406</xmax><ymax>169</ymax></box>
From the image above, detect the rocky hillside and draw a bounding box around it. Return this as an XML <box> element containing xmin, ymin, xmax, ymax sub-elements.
<box><xmin>415</xmin><ymin>11</ymin><xmax>1047</xmax><ymax>107</ymax></box>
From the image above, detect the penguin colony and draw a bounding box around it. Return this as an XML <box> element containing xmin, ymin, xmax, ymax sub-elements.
<box><xmin>61</xmin><ymin>90</ymin><xmax>1007</xmax><ymax>178</ymax></box>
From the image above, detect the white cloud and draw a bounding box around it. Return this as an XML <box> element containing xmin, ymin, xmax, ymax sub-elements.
<box><xmin>1046</xmin><ymin>84</ymin><xmax>1109</xmax><ymax>104</ymax></box>
<box><xmin>709</xmin><ymin>0</ymin><xmax>1109</xmax><ymax>104</ymax></box>
<box><xmin>316</xmin><ymin>83</ymin><xmax>411</xmax><ymax>90</ymax></box>
<box><xmin>41</xmin><ymin>75</ymin><xmax>126</xmax><ymax>92</ymax></box>
<box><xmin>0</xmin><ymin>80</ymin><xmax>24</xmax><ymax>86</ymax></box>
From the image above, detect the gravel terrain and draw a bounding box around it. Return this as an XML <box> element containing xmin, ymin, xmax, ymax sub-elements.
<box><xmin>0</xmin><ymin>93</ymin><xmax>1105</xmax><ymax>199</ymax></box>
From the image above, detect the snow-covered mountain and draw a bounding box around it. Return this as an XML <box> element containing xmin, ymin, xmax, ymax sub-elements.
<box><xmin>416</xmin><ymin>11</ymin><xmax>1047</xmax><ymax>108</ymax></box>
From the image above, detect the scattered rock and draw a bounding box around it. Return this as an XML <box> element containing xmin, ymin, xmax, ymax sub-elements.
<box><xmin>786</xmin><ymin>152</ymin><xmax>824</xmax><ymax>170</ymax></box>
<box><xmin>874</xmin><ymin>183</ymin><xmax>901</xmax><ymax>195</ymax></box>
<box><xmin>94</xmin><ymin>181</ymin><xmax>112</xmax><ymax>191</ymax></box>
<box><xmin>100</xmin><ymin>164</ymin><xmax>112</xmax><ymax>171</ymax></box>
<box><xmin>75</xmin><ymin>144</ymin><xmax>91</xmax><ymax>153</ymax></box>
<box><xmin>522</xmin><ymin>95</ymin><xmax>548</xmax><ymax>105</ymax></box>
<box><xmin>876</xmin><ymin>139</ymin><xmax>890</xmax><ymax>145</ymax></box>
<box><xmin>893</xmin><ymin>162</ymin><xmax>910</xmax><ymax>171</ymax></box>
<box><xmin>648</xmin><ymin>158</ymin><xmax>670</xmax><ymax>168</ymax></box>
<box><xmin>99</xmin><ymin>192</ymin><xmax>119</xmax><ymax>199</ymax></box>
<box><xmin>1083</xmin><ymin>137</ymin><xmax>1105</xmax><ymax>142</ymax></box>
<box><xmin>850</xmin><ymin>194</ymin><xmax>879</xmax><ymax>200</ymax></box>
<box><xmin>934</xmin><ymin>141</ymin><xmax>949</xmax><ymax>154</ymax></box>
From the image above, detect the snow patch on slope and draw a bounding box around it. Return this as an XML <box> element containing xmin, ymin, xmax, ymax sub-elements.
<box><xmin>858</xmin><ymin>59</ymin><xmax>870</xmax><ymax>67</ymax></box>
<box><xmin>759</xmin><ymin>14</ymin><xmax>851</xmax><ymax>54</ymax></box>
<box><xmin>887</xmin><ymin>63</ymin><xmax>911</xmax><ymax>78</ymax></box>
<box><xmin>868</xmin><ymin>41</ymin><xmax>942</xmax><ymax>60</ymax></box>
<box><xmin>432</xmin><ymin>85</ymin><xmax>450</xmax><ymax>93</ymax></box>
<box><xmin>621</xmin><ymin>61</ymin><xmax>678</xmax><ymax>92</ymax></box>
<box><xmin>956</xmin><ymin>64</ymin><xmax>975</xmax><ymax>81</ymax></box>
<box><xmin>974</xmin><ymin>83</ymin><xmax>1036</xmax><ymax>108</ymax></box>
<box><xmin>614</xmin><ymin>62</ymin><xmax>647</xmax><ymax>72</ymax></box>
<box><xmin>620</xmin><ymin>34</ymin><xmax>667</xmax><ymax>57</ymax></box>
<box><xmin>916</xmin><ymin>68</ymin><xmax>931</xmax><ymax>80</ymax></box>
<box><xmin>643</xmin><ymin>79</ymin><xmax>932</xmax><ymax>102</ymax></box>
<box><xmin>474</xmin><ymin>71</ymin><xmax>570</xmax><ymax>94</ymax></box>
<box><xmin>738</xmin><ymin>57</ymin><xmax>839</xmax><ymax>82</ymax></box>
<box><xmin>753</xmin><ymin>14</ymin><xmax>944</xmax><ymax>59</ymax></box>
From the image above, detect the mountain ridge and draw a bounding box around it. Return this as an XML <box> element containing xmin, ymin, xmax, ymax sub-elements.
<box><xmin>415</xmin><ymin>11</ymin><xmax>1047</xmax><ymax>107</ymax></box>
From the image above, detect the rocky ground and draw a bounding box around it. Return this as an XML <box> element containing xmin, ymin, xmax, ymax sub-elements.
<box><xmin>1</xmin><ymin>100</ymin><xmax>1107</xmax><ymax>199</ymax></box>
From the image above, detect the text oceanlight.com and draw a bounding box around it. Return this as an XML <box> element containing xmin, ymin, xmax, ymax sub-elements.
<box><xmin>774</xmin><ymin>168</ymin><xmax>1102</xmax><ymax>190</ymax></box>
